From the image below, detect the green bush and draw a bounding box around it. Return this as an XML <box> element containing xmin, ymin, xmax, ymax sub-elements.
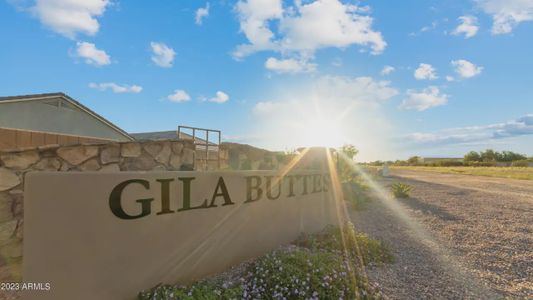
<box><xmin>294</xmin><ymin>224</ymin><xmax>394</xmax><ymax>265</ymax></box>
<box><xmin>138</xmin><ymin>281</ymin><xmax>242</xmax><ymax>300</ymax></box>
<box><xmin>343</xmin><ymin>181</ymin><xmax>371</xmax><ymax>210</ymax></box>
<box><xmin>430</xmin><ymin>160</ymin><xmax>464</xmax><ymax>167</ymax></box>
<box><xmin>465</xmin><ymin>161</ymin><xmax>496</xmax><ymax>167</ymax></box>
<box><xmin>512</xmin><ymin>160</ymin><xmax>529</xmax><ymax>167</ymax></box>
<box><xmin>240</xmin><ymin>159</ymin><xmax>252</xmax><ymax>170</ymax></box>
<box><xmin>391</xmin><ymin>182</ymin><xmax>413</xmax><ymax>198</ymax></box>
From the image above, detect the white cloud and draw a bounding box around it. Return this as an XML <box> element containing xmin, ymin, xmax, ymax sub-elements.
<box><xmin>167</xmin><ymin>90</ymin><xmax>191</xmax><ymax>103</ymax></box>
<box><xmin>234</xmin><ymin>0</ymin><xmax>283</xmax><ymax>57</ymax></box>
<box><xmin>314</xmin><ymin>75</ymin><xmax>399</xmax><ymax>104</ymax></box>
<box><xmin>400</xmin><ymin>86</ymin><xmax>449</xmax><ymax>111</ymax></box>
<box><xmin>253</xmin><ymin>101</ymin><xmax>281</xmax><ymax>115</ymax></box>
<box><xmin>452</xmin><ymin>15</ymin><xmax>479</xmax><ymax>38</ymax></box>
<box><xmin>451</xmin><ymin>59</ymin><xmax>483</xmax><ymax>78</ymax></box>
<box><xmin>30</xmin><ymin>0</ymin><xmax>110</xmax><ymax>38</ymax></box>
<box><xmin>75</xmin><ymin>41</ymin><xmax>110</xmax><ymax>66</ymax></box>
<box><xmin>264</xmin><ymin>57</ymin><xmax>316</xmax><ymax>73</ymax></box>
<box><xmin>150</xmin><ymin>42</ymin><xmax>176</xmax><ymax>68</ymax></box>
<box><xmin>381</xmin><ymin>65</ymin><xmax>395</xmax><ymax>76</ymax></box>
<box><xmin>195</xmin><ymin>3</ymin><xmax>209</xmax><ymax>25</ymax></box>
<box><xmin>446</xmin><ymin>75</ymin><xmax>455</xmax><ymax>82</ymax></box>
<box><xmin>89</xmin><ymin>82</ymin><xmax>142</xmax><ymax>93</ymax></box>
<box><xmin>407</xmin><ymin>114</ymin><xmax>533</xmax><ymax>145</ymax></box>
<box><xmin>234</xmin><ymin>0</ymin><xmax>386</xmax><ymax>59</ymax></box>
<box><xmin>478</xmin><ymin>0</ymin><xmax>533</xmax><ymax>34</ymax></box>
<box><xmin>209</xmin><ymin>91</ymin><xmax>229</xmax><ymax>103</ymax></box>
<box><xmin>414</xmin><ymin>63</ymin><xmax>438</xmax><ymax>80</ymax></box>
<box><xmin>409</xmin><ymin>21</ymin><xmax>438</xmax><ymax>37</ymax></box>
<box><xmin>253</xmin><ymin>75</ymin><xmax>398</xmax><ymax>116</ymax></box>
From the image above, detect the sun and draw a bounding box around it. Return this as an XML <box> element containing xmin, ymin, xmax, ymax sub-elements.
<box><xmin>299</xmin><ymin>117</ymin><xmax>345</xmax><ymax>148</ymax></box>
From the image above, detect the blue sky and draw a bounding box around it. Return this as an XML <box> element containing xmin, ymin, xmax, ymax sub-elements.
<box><xmin>1</xmin><ymin>0</ymin><xmax>532</xmax><ymax>160</ymax></box>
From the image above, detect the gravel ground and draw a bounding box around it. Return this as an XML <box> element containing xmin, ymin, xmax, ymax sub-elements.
<box><xmin>351</xmin><ymin>169</ymin><xmax>532</xmax><ymax>299</ymax></box>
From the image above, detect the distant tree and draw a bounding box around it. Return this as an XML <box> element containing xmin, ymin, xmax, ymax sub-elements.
<box><xmin>407</xmin><ymin>156</ymin><xmax>421</xmax><ymax>165</ymax></box>
<box><xmin>480</xmin><ymin>149</ymin><xmax>499</xmax><ymax>162</ymax></box>
<box><xmin>498</xmin><ymin>151</ymin><xmax>527</xmax><ymax>162</ymax></box>
<box><xmin>341</xmin><ymin>144</ymin><xmax>359</xmax><ymax>161</ymax></box>
<box><xmin>464</xmin><ymin>151</ymin><xmax>482</xmax><ymax>163</ymax></box>
<box><xmin>394</xmin><ymin>160</ymin><xmax>407</xmax><ymax>166</ymax></box>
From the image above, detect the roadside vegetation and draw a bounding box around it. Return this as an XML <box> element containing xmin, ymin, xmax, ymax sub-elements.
<box><xmin>138</xmin><ymin>224</ymin><xmax>392</xmax><ymax>300</ymax></box>
<box><xmin>336</xmin><ymin>145</ymin><xmax>376</xmax><ymax>210</ymax></box>
<box><xmin>364</xmin><ymin>149</ymin><xmax>533</xmax><ymax>180</ymax></box>
<box><xmin>392</xmin><ymin>166</ymin><xmax>533</xmax><ymax>180</ymax></box>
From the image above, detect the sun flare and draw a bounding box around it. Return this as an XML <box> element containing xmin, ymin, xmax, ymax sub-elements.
<box><xmin>299</xmin><ymin>117</ymin><xmax>346</xmax><ymax>148</ymax></box>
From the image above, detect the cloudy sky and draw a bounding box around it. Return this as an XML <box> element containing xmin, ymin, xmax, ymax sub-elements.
<box><xmin>1</xmin><ymin>0</ymin><xmax>532</xmax><ymax>160</ymax></box>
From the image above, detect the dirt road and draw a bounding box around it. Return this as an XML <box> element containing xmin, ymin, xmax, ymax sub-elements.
<box><xmin>351</xmin><ymin>169</ymin><xmax>532</xmax><ymax>299</ymax></box>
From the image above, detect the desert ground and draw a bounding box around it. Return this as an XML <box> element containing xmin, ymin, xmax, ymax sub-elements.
<box><xmin>351</xmin><ymin>169</ymin><xmax>532</xmax><ymax>299</ymax></box>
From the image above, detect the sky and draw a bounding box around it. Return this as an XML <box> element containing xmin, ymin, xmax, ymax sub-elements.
<box><xmin>1</xmin><ymin>0</ymin><xmax>532</xmax><ymax>161</ymax></box>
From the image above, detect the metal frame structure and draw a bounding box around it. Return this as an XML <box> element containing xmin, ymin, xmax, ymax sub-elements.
<box><xmin>177</xmin><ymin>125</ymin><xmax>221</xmax><ymax>170</ymax></box>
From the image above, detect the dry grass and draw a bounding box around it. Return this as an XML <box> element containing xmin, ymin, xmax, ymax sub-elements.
<box><xmin>392</xmin><ymin>166</ymin><xmax>533</xmax><ymax>180</ymax></box>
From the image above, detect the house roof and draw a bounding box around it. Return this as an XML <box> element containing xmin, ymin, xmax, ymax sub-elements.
<box><xmin>0</xmin><ymin>92</ymin><xmax>134</xmax><ymax>141</ymax></box>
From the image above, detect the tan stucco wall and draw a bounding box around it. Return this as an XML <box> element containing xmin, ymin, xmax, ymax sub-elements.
<box><xmin>22</xmin><ymin>170</ymin><xmax>336</xmax><ymax>299</ymax></box>
<box><xmin>0</xmin><ymin>141</ymin><xmax>336</xmax><ymax>299</ymax></box>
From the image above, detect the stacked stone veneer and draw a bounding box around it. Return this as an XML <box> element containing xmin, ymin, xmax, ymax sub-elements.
<box><xmin>0</xmin><ymin>139</ymin><xmax>195</xmax><ymax>281</ymax></box>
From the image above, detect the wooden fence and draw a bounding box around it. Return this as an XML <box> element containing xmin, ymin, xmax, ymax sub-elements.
<box><xmin>0</xmin><ymin>127</ymin><xmax>113</xmax><ymax>151</ymax></box>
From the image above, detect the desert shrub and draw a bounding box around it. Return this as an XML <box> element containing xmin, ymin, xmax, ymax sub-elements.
<box><xmin>294</xmin><ymin>224</ymin><xmax>394</xmax><ymax>265</ymax></box>
<box><xmin>138</xmin><ymin>281</ymin><xmax>243</xmax><ymax>300</ymax></box>
<box><xmin>464</xmin><ymin>161</ymin><xmax>496</xmax><ymax>167</ymax></box>
<box><xmin>240</xmin><ymin>159</ymin><xmax>252</xmax><ymax>170</ymax></box>
<box><xmin>432</xmin><ymin>160</ymin><xmax>463</xmax><ymax>167</ymax></box>
<box><xmin>343</xmin><ymin>181</ymin><xmax>371</xmax><ymax>210</ymax></box>
<box><xmin>391</xmin><ymin>182</ymin><xmax>412</xmax><ymax>198</ymax></box>
<box><xmin>512</xmin><ymin>160</ymin><xmax>529</xmax><ymax>167</ymax></box>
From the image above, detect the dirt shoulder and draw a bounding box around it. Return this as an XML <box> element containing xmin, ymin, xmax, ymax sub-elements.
<box><xmin>351</xmin><ymin>169</ymin><xmax>532</xmax><ymax>299</ymax></box>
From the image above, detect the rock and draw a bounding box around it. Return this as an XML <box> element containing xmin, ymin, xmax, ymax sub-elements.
<box><xmin>9</xmin><ymin>190</ymin><xmax>23</xmax><ymax>218</ymax></box>
<box><xmin>34</xmin><ymin>157</ymin><xmax>61</xmax><ymax>171</ymax></box>
<box><xmin>144</xmin><ymin>143</ymin><xmax>163</xmax><ymax>158</ymax></box>
<box><xmin>1</xmin><ymin>238</ymin><xmax>22</xmax><ymax>258</ymax></box>
<box><xmin>171</xmin><ymin>142</ymin><xmax>184</xmax><ymax>155</ymax></box>
<box><xmin>0</xmin><ymin>150</ymin><xmax>40</xmax><ymax>169</ymax></box>
<box><xmin>60</xmin><ymin>161</ymin><xmax>73</xmax><ymax>171</ymax></box>
<box><xmin>121</xmin><ymin>154</ymin><xmax>157</xmax><ymax>171</ymax></box>
<box><xmin>182</xmin><ymin>148</ymin><xmax>195</xmax><ymax>165</ymax></box>
<box><xmin>57</xmin><ymin>146</ymin><xmax>98</xmax><ymax>165</ymax></box>
<box><xmin>153</xmin><ymin>165</ymin><xmax>167</xmax><ymax>171</ymax></box>
<box><xmin>38</xmin><ymin>144</ymin><xmax>60</xmax><ymax>157</ymax></box>
<box><xmin>79</xmin><ymin>158</ymin><xmax>101</xmax><ymax>171</ymax></box>
<box><xmin>0</xmin><ymin>168</ymin><xmax>20</xmax><ymax>192</ymax></box>
<box><xmin>121</xmin><ymin>143</ymin><xmax>141</xmax><ymax>158</ymax></box>
<box><xmin>169</xmin><ymin>155</ymin><xmax>181</xmax><ymax>170</ymax></box>
<box><xmin>155</xmin><ymin>143</ymin><xmax>171</xmax><ymax>165</ymax></box>
<box><xmin>0</xmin><ymin>219</ymin><xmax>17</xmax><ymax>245</ymax></box>
<box><xmin>100</xmin><ymin>144</ymin><xmax>121</xmax><ymax>164</ymax></box>
<box><xmin>15</xmin><ymin>220</ymin><xmax>23</xmax><ymax>239</ymax></box>
<box><xmin>0</xmin><ymin>193</ymin><xmax>13</xmax><ymax>223</ymax></box>
<box><xmin>99</xmin><ymin>163</ymin><xmax>120</xmax><ymax>172</ymax></box>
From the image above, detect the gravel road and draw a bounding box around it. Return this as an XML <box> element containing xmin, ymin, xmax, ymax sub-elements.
<box><xmin>351</xmin><ymin>169</ymin><xmax>532</xmax><ymax>299</ymax></box>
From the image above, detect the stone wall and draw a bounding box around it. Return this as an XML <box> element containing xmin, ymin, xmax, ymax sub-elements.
<box><xmin>0</xmin><ymin>139</ymin><xmax>195</xmax><ymax>282</ymax></box>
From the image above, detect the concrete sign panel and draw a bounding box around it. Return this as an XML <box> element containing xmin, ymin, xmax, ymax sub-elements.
<box><xmin>22</xmin><ymin>171</ymin><xmax>337</xmax><ymax>299</ymax></box>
